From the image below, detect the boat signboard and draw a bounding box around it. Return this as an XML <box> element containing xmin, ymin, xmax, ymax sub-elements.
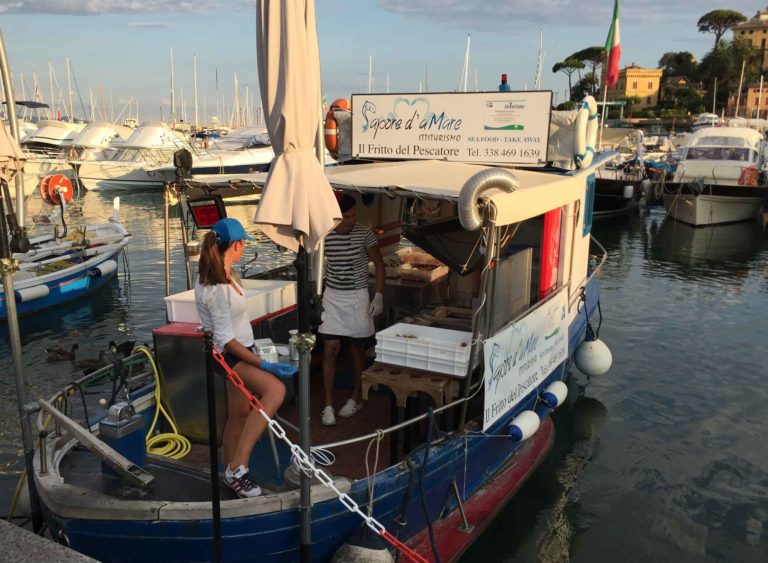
<box><xmin>350</xmin><ymin>91</ymin><xmax>552</xmax><ymax>166</ymax></box>
<box><xmin>482</xmin><ymin>287</ymin><xmax>568</xmax><ymax>431</ymax></box>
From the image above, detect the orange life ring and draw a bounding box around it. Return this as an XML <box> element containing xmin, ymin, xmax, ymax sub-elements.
<box><xmin>39</xmin><ymin>174</ymin><xmax>74</xmax><ymax>206</ymax></box>
<box><xmin>324</xmin><ymin>111</ymin><xmax>339</xmax><ymax>155</ymax></box>
<box><xmin>324</xmin><ymin>98</ymin><xmax>350</xmax><ymax>158</ymax></box>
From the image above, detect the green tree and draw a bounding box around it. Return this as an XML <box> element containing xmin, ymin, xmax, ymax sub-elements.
<box><xmin>697</xmin><ymin>10</ymin><xmax>747</xmax><ymax>47</ymax></box>
<box><xmin>571</xmin><ymin>74</ymin><xmax>600</xmax><ymax>101</ymax></box>
<box><xmin>698</xmin><ymin>38</ymin><xmax>760</xmax><ymax>111</ymax></box>
<box><xmin>569</xmin><ymin>46</ymin><xmax>605</xmax><ymax>78</ymax></box>
<box><xmin>552</xmin><ymin>58</ymin><xmax>585</xmax><ymax>100</ymax></box>
<box><xmin>658</xmin><ymin>51</ymin><xmax>698</xmax><ymax>80</ymax></box>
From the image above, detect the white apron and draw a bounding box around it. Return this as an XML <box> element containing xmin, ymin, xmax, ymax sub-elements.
<box><xmin>318</xmin><ymin>287</ymin><xmax>374</xmax><ymax>338</ymax></box>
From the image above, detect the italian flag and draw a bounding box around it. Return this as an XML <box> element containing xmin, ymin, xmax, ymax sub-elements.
<box><xmin>604</xmin><ymin>0</ymin><xmax>621</xmax><ymax>89</ymax></box>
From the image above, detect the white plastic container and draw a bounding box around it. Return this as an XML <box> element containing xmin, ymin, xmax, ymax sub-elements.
<box><xmin>374</xmin><ymin>323</ymin><xmax>472</xmax><ymax>377</ymax></box>
<box><xmin>164</xmin><ymin>280</ymin><xmax>297</xmax><ymax>323</ymax></box>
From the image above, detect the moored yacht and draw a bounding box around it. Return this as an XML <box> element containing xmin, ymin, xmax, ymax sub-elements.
<box><xmin>663</xmin><ymin>126</ymin><xmax>768</xmax><ymax>226</ymax></box>
<box><xmin>75</xmin><ymin>121</ymin><xmax>274</xmax><ymax>191</ymax></box>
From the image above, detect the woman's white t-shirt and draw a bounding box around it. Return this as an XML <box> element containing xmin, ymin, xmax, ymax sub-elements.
<box><xmin>194</xmin><ymin>276</ymin><xmax>254</xmax><ymax>351</ymax></box>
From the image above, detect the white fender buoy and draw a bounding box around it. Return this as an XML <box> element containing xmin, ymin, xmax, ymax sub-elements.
<box><xmin>508</xmin><ymin>410</ymin><xmax>540</xmax><ymax>442</ymax></box>
<box><xmin>14</xmin><ymin>285</ymin><xmax>50</xmax><ymax>303</ymax></box>
<box><xmin>540</xmin><ymin>381</ymin><xmax>568</xmax><ymax>408</ymax></box>
<box><xmin>641</xmin><ymin>178</ymin><xmax>653</xmax><ymax>201</ymax></box>
<box><xmin>574</xmin><ymin>337</ymin><xmax>613</xmax><ymax>377</ymax></box>
<box><xmin>458</xmin><ymin>168</ymin><xmax>519</xmax><ymax>231</ymax></box>
<box><xmin>89</xmin><ymin>259</ymin><xmax>118</xmax><ymax>278</ymax></box>
<box><xmin>623</xmin><ymin>184</ymin><xmax>635</xmax><ymax>200</ymax></box>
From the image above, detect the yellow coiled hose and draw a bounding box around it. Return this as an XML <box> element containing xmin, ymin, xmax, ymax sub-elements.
<box><xmin>135</xmin><ymin>346</ymin><xmax>191</xmax><ymax>460</ymax></box>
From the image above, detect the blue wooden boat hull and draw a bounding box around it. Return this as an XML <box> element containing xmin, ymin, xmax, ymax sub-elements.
<box><xmin>0</xmin><ymin>252</ymin><xmax>121</xmax><ymax>320</ymax></box>
<box><xmin>40</xmin><ymin>280</ymin><xmax>600</xmax><ymax>562</ymax></box>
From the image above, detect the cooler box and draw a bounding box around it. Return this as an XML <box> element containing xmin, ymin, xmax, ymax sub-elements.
<box><xmin>164</xmin><ymin>280</ymin><xmax>296</xmax><ymax>324</ymax></box>
<box><xmin>375</xmin><ymin>323</ymin><xmax>472</xmax><ymax>377</ymax></box>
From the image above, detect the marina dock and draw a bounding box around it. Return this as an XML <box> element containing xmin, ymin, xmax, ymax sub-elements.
<box><xmin>0</xmin><ymin>520</ymin><xmax>96</xmax><ymax>562</ymax></box>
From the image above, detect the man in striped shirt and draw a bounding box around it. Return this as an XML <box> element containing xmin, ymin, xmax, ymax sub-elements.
<box><xmin>318</xmin><ymin>194</ymin><xmax>385</xmax><ymax>426</ymax></box>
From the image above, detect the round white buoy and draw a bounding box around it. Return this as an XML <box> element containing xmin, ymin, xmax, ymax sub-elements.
<box><xmin>508</xmin><ymin>410</ymin><xmax>540</xmax><ymax>442</ymax></box>
<box><xmin>99</xmin><ymin>398</ymin><xmax>108</xmax><ymax>407</ymax></box>
<box><xmin>623</xmin><ymin>184</ymin><xmax>634</xmax><ymax>199</ymax></box>
<box><xmin>540</xmin><ymin>381</ymin><xmax>568</xmax><ymax>408</ymax></box>
<box><xmin>574</xmin><ymin>338</ymin><xmax>613</xmax><ymax>377</ymax></box>
<box><xmin>331</xmin><ymin>527</ymin><xmax>394</xmax><ymax>563</ymax></box>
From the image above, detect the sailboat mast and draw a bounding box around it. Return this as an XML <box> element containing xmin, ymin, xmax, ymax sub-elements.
<box><xmin>533</xmin><ymin>30</ymin><xmax>544</xmax><ymax>90</ymax></box>
<box><xmin>461</xmin><ymin>34</ymin><xmax>471</xmax><ymax>92</ymax></box>
<box><xmin>66</xmin><ymin>56</ymin><xmax>73</xmax><ymax>121</ymax></box>
<box><xmin>48</xmin><ymin>61</ymin><xmax>55</xmax><ymax>118</ymax></box>
<box><xmin>368</xmin><ymin>55</ymin><xmax>372</xmax><ymax>94</ymax></box>
<box><xmin>193</xmin><ymin>54</ymin><xmax>199</xmax><ymax>130</ymax></box>
<box><xmin>712</xmin><ymin>76</ymin><xmax>717</xmax><ymax>115</ymax></box>
<box><xmin>170</xmin><ymin>48</ymin><xmax>176</xmax><ymax>124</ymax></box>
<box><xmin>735</xmin><ymin>59</ymin><xmax>746</xmax><ymax>117</ymax></box>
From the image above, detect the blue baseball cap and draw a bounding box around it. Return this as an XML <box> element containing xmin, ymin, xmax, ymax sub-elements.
<box><xmin>212</xmin><ymin>218</ymin><xmax>255</xmax><ymax>243</ymax></box>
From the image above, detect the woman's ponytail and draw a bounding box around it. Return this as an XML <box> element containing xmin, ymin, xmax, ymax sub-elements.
<box><xmin>198</xmin><ymin>230</ymin><xmax>229</xmax><ymax>285</ymax></box>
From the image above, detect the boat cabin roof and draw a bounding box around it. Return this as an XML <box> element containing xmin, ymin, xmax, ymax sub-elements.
<box><xmin>186</xmin><ymin>155</ymin><xmax>610</xmax><ymax>227</ymax></box>
<box><xmin>688</xmin><ymin>126</ymin><xmax>763</xmax><ymax>148</ymax></box>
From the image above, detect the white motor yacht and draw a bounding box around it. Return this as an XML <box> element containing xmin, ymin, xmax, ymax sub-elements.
<box><xmin>75</xmin><ymin>121</ymin><xmax>274</xmax><ymax>191</ymax></box>
<box><xmin>663</xmin><ymin>126</ymin><xmax>768</xmax><ymax>226</ymax></box>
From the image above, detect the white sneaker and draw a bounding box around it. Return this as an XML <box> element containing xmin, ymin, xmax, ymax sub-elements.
<box><xmin>339</xmin><ymin>398</ymin><xmax>363</xmax><ymax>418</ymax></box>
<box><xmin>321</xmin><ymin>405</ymin><xmax>336</xmax><ymax>426</ymax></box>
<box><xmin>223</xmin><ymin>464</ymin><xmax>262</xmax><ymax>498</ymax></box>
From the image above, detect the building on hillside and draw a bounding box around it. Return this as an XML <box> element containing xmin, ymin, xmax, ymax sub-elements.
<box><xmin>726</xmin><ymin>84</ymin><xmax>768</xmax><ymax>118</ymax></box>
<box><xmin>731</xmin><ymin>7</ymin><xmax>768</xmax><ymax>72</ymax></box>
<box><xmin>604</xmin><ymin>64</ymin><xmax>663</xmax><ymax>108</ymax></box>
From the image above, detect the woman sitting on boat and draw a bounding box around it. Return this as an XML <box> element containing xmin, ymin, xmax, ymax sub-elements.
<box><xmin>194</xmin><ymin>217</ymin><xmax>295</xmax><ymax>497</ymax></box>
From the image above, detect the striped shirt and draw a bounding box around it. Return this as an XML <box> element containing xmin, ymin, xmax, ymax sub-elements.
<box><xmin>324</xmin><ymin>224</ymin><xmax>378</xmax><ymax>290</ymax></box>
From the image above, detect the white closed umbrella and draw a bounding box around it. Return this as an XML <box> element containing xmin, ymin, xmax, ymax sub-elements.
<box><xmin>254</xmin><ymin>0</ymin><xmax>340</xmax><ymax>252</ymax></box>
<box><xmin>0</xmin><ymin>123</ymin><xmax>25</xmax><ymax>183</ymax></box>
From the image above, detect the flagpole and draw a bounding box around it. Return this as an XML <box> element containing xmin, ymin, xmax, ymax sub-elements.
<box><xmin>598</xmin><ymin>82</ymin><xmax>608</xmax><ymax>150</ymax></box>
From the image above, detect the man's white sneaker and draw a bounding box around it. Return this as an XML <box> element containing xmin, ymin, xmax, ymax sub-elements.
<box><xmin>339</xmin><ymin>398</ymin><xmax>363</xmax><ymax>418</ymax></box>
<box><xmin>223</xmin><ymin>464</ymin><xmax>262</xmax><ymax>498</ymax></box>
<box><xmin>321</xmin><ymin>405</ymin><xmax>336</xmax><ymax>426</ymax></box>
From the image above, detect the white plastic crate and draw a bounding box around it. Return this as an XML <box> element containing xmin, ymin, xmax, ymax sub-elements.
<box><xmin>375</xmin><ymin>323</ymin><xmax>472</xmax><ymax>377</ymax></box>
<box><xmin>165</xmin><ymin>280</ymin><xmax>296</xmax><ymax>323</ymax></box>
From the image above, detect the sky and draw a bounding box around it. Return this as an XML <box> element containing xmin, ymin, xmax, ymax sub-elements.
<box><xmin>0</xmin><ymin>0</ymin><xmax>764</xmax><ymax>124</ymax></box>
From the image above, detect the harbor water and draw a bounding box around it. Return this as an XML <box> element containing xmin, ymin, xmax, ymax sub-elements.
<box><xmin>1</xmin><ymin>192</ymin><xmax>767</xmax><ymax>562</ymax></box>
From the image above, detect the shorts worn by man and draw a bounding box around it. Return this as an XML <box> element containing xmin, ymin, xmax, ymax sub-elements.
<box><xmin>318</xmin><ymin>194</ymin><xmax>385</xmax><ymax>426</ymax></box>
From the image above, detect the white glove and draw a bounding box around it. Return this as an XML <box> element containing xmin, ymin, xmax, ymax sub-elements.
<box><xmin>368</xmin><ymin>292</ymin><xmax>384</xmax><ymax>317</ymax></box>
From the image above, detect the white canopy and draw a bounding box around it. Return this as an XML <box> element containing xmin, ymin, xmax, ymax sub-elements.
<box><xmin>324</xmin><ymin>159</ymin><xmax>591</xmax><ymax>226</ymax></box>
<box><xmin>253</xmin><ymin>0</ymin><xmax>341</xmax><ymax>252</ymax></box>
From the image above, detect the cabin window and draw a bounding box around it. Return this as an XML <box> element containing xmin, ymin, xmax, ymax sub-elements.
<box><xmin>583</xmin><ymin>174</ymin><xmax>595</xmax><ymax>236</ymax></box>
<box><xmin>685</xmin><ymin>147</ymin><xmax>751</xmax><ymax>161</ymax></box>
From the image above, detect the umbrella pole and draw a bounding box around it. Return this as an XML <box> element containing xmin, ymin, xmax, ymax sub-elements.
<box><xmin>0</xmin><ymin>31</ymin><xmax>25</xmax><ymax>226</ymax></box>
<box><xmin>0</xmin><ymin>31</ymin><xmax>43</xmax><ymax>533</ymax></box>
<box><xmin>295</xmin><ymin>246</ymin><xmax>315</xmax><ymax>562</ymax></box>
<box><xmin>0</xmin><ymin>190</ymin><xmax>44</xmax><ymax>532</ymax></box>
